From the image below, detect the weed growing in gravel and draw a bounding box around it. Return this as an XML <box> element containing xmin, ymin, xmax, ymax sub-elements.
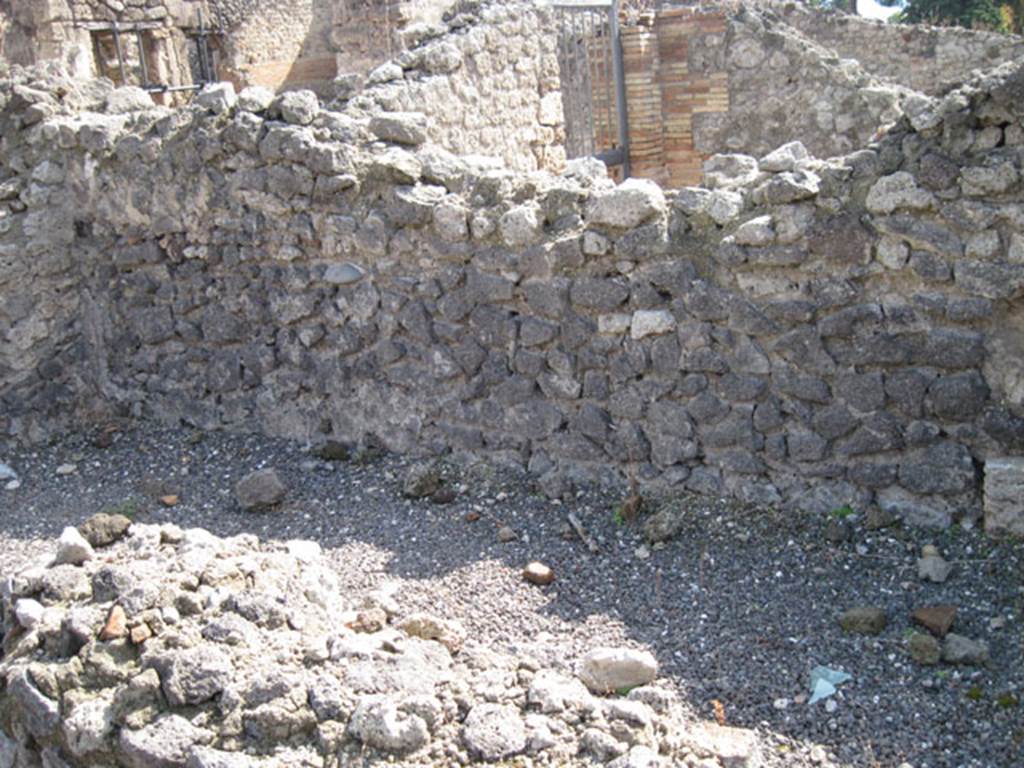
<box><xmin>100</xmin><ymin>498</ymin><xmax>142</xmax><ymax>519</ymax></box>
<box><xmin>829</xmin><ymin>505</ymin><xmax>855</xmax><ymax>520</ymax></box>
<box><xmin>997</xmin><ymin>692</ymin><xmax>1019</xmax><ymax>708</ymax></box>
<box><xmin>966</xmin><ymin>685</ymin><xmax>984</xmax><ymax>701</ymax></box>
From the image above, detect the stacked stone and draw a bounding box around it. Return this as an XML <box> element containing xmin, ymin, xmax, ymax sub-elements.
<box><xmin>0</xmin><ymin>56</ymin><xmax>1023</xmax><ymax>532</ymax></box>
<box><xmin>346</xmin><ymin>1</ymin><xmax>566</xmax><ymax>174</ymax></box>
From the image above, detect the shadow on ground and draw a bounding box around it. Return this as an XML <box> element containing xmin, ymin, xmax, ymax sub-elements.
<box><xmin>1</xmin><ymin>424</ymin><xmax>1021</xmax><ymax>767</ymax></box>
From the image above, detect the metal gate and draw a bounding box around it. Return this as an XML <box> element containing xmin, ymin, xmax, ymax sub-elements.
<box><xmin>553</xmin><ymin>0</ymin><xmax>630</xmax><ymax>177</ymax></box>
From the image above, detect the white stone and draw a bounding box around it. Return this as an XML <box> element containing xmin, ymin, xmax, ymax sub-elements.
<box><xmin>538</xmin><ymin>92</ymin><xmax>562</xmax><ymax>127</ymax></box>
<box><xmin>527</xmin><ymin>670</ymin><xmax>595</xmax><ymax>714</ymax></box>
<box><xmin>433</xmin><ymin>199</ymin><xmax>469</xmax><ymax>242</ymax></box>
<box><xmin>237</xmin><ymin>86</ymin><xmax>275</xmax><ymax>113</ymax></box>
<box><xmin>733</xmin><ymin>215</ymin><xmax>775</xmax><ymax>246</ymax></box>
<box><xmin>367</xmin><ymin>62</ymin><xmax>403</xmax><ymax>85</ymax></box>
<box><xmin>104</xmin><ymin>86</ymin><xmax>154</xmax><ymax>114</ymax></box>
<box><xmin>984</xmin><ymin>457</ymin><xmax>1024</xmax><ymax>537</ymax></box>
<box><xmin>583</xmin><ymin>230</ymin><xmax>610</xmax><ymax>256</ymax></box>
<box><xmin>684</xmin><ymin>723</ymin><xmax>762</xmax><ymax>768</ymax></box>
<box><xmin>499</xmin><ymin>204</ymin><xmax>542</xmax><ymax>247</ymax></box>
<box><xmin>876</xmin><ymin>237</ymin><xmax>909</xmax><ymax>269</ymax></box>
<box><xmin>707</xmin><ymin>190</ymin><xmax>745</xmax><ymax>225</ymax></box>
<box><xmin>0</xmin><ymin>461</ymin><xmax>16</xmax><ymax>481</ymax></box>
<box><xmin>462</xmin><ymin>703</ymin><xmax>527</xmax><ymax>761</ymax></box>
<box><xmin>703</xmin><ymin>154</ymin><xmax>760</xmax><ymax>189</ymax></box>
<box><xmin>14</xmin><ymin>598</ymin><xmax>44</xmax><ymax>630</ymax></box>
<box><xmin>324</xmin><ymin>262</ymin><xmax>365</xmax><ymax>285</ymax></box>
<box><xmin>195</xmin><ymin>83</ymin><xmax>237</xmax><ymax>115</ymax></box>
<box><xmin>578</xmin><ymin>647</ymin><xmax>658</xmax><ymax>694</ymax></box>
<box><xmin>965</xmin><ymin>230</ymin><xmax>1001</xmax><ymax>259</ymax></box>
<box><xmin>759</xmin><ymin>141</ymin><xmax>809</xmax><ymax>172</ymax></box>
<box><xmin>598</xmin><ymin>314</ymin><xmax>632</xmax><ymax>335</ymax></box>
<box><xmin>866</xmin><ymin>172</ymin><xmax>934</xmax><ymax>215</ymax></box>
<box><xmin>56</xmin><ymin>463</ymin><xmax>76</xmax><ymax>476</ymax></box>
<box><xmin>65</xmin><ymin>698</ymin><xmax>114</xmax><ymax>757</ymax></box>
<box><xmin>348</xmin><ymin>696</ymin><xmax>430</xmax><ymax>753</ymax></box>
<box><xmin>630</xmin><ymin>310</ymin><xmax>675</xmax><ymax>340</ymax></box>
<box><xmin>588</xmin><ymin>178</ymin><xmax>667</xmax><ymax>229</ymax></box>
<box><xmin>55</xmin><ymin>526</ymin><xmax>94</xmax><ymax>566</ymax></box>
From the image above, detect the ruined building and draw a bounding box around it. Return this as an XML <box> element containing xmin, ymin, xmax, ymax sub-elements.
<box><xmin>2</xmin><ymin>1</ymin><xmax>1024</xmax><ymax>537</ymax></box>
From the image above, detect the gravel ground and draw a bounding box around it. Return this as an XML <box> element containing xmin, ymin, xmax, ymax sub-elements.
<box><xmin>1</xmin><ymin>423</ymin><xmax>1021</xmax><ymax>768</ymax></box>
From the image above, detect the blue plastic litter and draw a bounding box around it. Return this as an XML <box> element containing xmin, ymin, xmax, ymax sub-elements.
<box><xmin>808</xmin><ymin>665</ymin><xmax>852</xmax><ymax>705</ymax></box>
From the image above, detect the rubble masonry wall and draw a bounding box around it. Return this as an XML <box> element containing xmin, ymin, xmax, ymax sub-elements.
<box><xmin>1</xmin><ymin>58</ymin><xmax>1024</xmax><ymax>532</ymax></box>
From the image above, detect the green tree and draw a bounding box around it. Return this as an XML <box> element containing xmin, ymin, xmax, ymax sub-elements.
<box><xmin>877</xmin><ymin>0</ymin><xmax>1014</xmax><ymax>31</ymax></box>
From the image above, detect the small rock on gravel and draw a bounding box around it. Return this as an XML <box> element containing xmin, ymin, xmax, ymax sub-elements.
<box><xmin>823</xmin><ymin>518</ymin><xmax>852</xmax><ymax>543</ymax></box>
<box><xmin>578</xmin><ymin>648</ymin><xmax>658</xmax><ymax>694</ymax></box>
<box><xmin>642</xmin><ymin>503</ymin><xmax>685</xmax><ymax>544</ymax></box>
<box><xmin>608</xmin><ymin>745</ymin><xmax>663</xmax><ymax>768</ymax></box>
<box><xmin>398</xmin><ymin>613</ymin><xmax>465</xmax><ymax>653</ymax></box>
<box><xmin>908</xmin><ymin>632</ymin><xmax>942</xmax><ymax>665</ymax></box>
<box><xmin>402</xmin><ymin>462</ymin><xmax>441</xmax><ymax>499</ymax></box>
<box><xmin>234</xmin><ymin>468</ymin><xmax>287</xmax><ymax>511</ymax></box>
<box><xmin>462</xmin><ymin>702</ymin><xmax>527</xmax><ymax>761</ymax></box>
<box><xmin>523</xmin><ymin>561</ymin><xmax>555</xmax><ymax>586</ymax></box>
<box><xmin>56</xmin><ymin>463</ymin><xmax>77</xmax><ymax>476</ymax></box>
<box><xmin>911</xmin><ymin>604</ymin><xmax>958</xmax><ymax>637</ymax></box>
<box><xmin>917</xmin><ymin>547</ymin><xmax>952</xmax><ymax>583</ymax></box>
<box><xmin>942</xmin><ymin>633</ymin><xmax>989</xmax><ymax>665</ymax></box>
<box><xmin>0</xmin><ymin>461</ymin><xmax>17</xmax><ymax>481</ymax></box>
<box><xmin>497</xmin><ymin>525</ymin><xmax>517</xmax><ymax>542</ymax></box>
<box><xmin>55</xmin><ymin>526</ymin><xmax>94</xmax><ymax>566</ymax></box>
<box><xmin>79</xmin><ymin>512</ymin><xmax>132</xmax><ymax>547</ymax></box>
<box><xmin>430</xmin><ymin>487</ymin><xmax>456</xmax><ymax>505</ymax></box>
<box><xmin>313</xmin><ymin>440</ymin><xmax>350</xmax><ymax>462</ymax></box>
<box><xmin>838</xmin><ymin>607</ymin><xmax>888</xmax><ymax>635</ymax></box>
<box><xmin>864</xmin><ymin>506</ymin><xmax>898</xmax><ymax>530</ymax></box>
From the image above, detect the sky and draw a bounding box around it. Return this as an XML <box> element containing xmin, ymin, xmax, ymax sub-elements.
<box><xmin>859</xmin><ymin>0</ymin><xmax>899</xmax><ymax>20</ymax></box>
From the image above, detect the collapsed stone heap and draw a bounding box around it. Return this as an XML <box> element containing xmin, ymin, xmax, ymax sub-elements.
<box><xmin>0</xmin><ymin>517</ymin><xmax>760</xmax><ymax>767</ymax></box>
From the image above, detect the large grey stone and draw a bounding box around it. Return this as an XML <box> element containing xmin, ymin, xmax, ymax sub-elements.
<box><xmin>348</xmin><ymin>696</ymin><xmax>430</xmax><ymax>753</ymax></box>
<box><xmin>578</xmin><ymin>648</ymin><xmax>658</xmax><ymax>694</ymax></box>
<box><xmin>984</xmin><ymin>457</ymin><xmax>1024</xmax><ymax>537</ymax></box>
<box><xmin>235</xmin><ymin>468</ymin><xmax>288</xmax><ymax>511</ymax></box>
<box><xmin>588</xmin><ymin>178</ymin><xmax>666</xmax><ymax>228</ymax></box>
<box><xmin>369</xmin><ymin>112</ymin><xmax>427</xmax><ymax>145</ymax></box>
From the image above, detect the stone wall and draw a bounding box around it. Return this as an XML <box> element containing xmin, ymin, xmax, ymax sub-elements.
<box><xmin>767</xmin><ymin>2</ymin><xmax>1024</xmax><ymax>95</ymax></box>
<box><xmin>346</xmin><ymin>1</ymin><xmax>566</xmax><ymax>174</ymax></box>
<box><xmin>2</xmin><ymin>59</ymin><xmax>1024</xmax><ymax>533</ymax></box>
<box><xmin>618</xmin><ymin>5</ymin><xmax>911</xmax><ymax>186</ymax></box>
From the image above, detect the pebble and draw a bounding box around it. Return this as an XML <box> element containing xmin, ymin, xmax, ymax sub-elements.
<box><xmin>917</xmin><ymin>548</ymin><xmax>952</xmax><ymax>583</ymax></box>
<box><xmin>0</xmin><ymin>461</ymin><xmax>17</xmax><ymax>481</ymax></box>
<box><xmin>911</xmin><ymin>605</ymin><xmax>957</xmax><ymax>637</ymax></box>
<box><xmin>160</xmin><ymin>495</ymin><xmax>179</xmax><ymax>507</ymax></box>
<box><xmin>56</xmin><ymin>463</ymin><xmax>77</xmax><ymax>476</ymax></box>
<box><xmin>838</xmin><ymin>606</ymin><xmax>888</xmax><ymax>635</ymax></box>
<box><xmin>497</xmin><ymin>526</ymin><xmax>517</xmax><ymax>542</ymax></box>
<box><xmin>5</xmin><ymin>480</ymin><xmax>21</xmax><ymax>490</ymax></box>
<box><xmin>908</xmin><ymin>632</ymin><xmax>942</xmax><ymax>665</ymax></box>
<box><xmin>942</xmin><ymin>633</ymin><xmax>989</xmax><ymax>665</ymax></box>
<box><xmin>523</xmin><ymin>561</ymin><xmax>555</xmax><ymax>586</ymax></box>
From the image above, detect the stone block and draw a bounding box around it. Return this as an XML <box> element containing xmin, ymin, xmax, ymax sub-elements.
<box><xmin>984</xmin><ymin>457</ymin><xmax>1024</xmax><ymax>537</ymax></box>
